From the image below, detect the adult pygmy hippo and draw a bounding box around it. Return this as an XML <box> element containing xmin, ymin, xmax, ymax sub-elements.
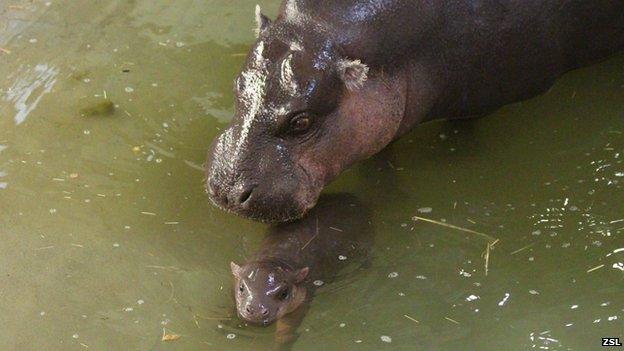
<box><xmin>206</xmin><ymin>0</ymin><xmax>624</xmax><ymax>222</ymax></box>
<box><xmin>230</xmin><ymin>194</ymin><xmax>372</xmax><ymax>347</ymax></box>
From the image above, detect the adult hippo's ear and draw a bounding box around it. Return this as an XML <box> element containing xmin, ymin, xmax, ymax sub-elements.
<box><xmin>337</xmin><ymin>58</ymin><xmax>369</xmax><ymax>91</ymax></box>
<box><xmin>254</xmin><ymin>4</ymin><xmax>272</xmax><ymax>37</ymax></box>
<box><xmin>230</xmin><ymin>262</ymin><xmax>243</xmax><ymax>278</ymax></box>
<box><xmin>293</xmin><ymin>267</ymin><xmax>309</xmax><ymax>283</ymax></box>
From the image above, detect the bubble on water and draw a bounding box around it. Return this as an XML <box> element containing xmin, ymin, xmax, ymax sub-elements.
<box><xmin>416</xmin><ymin>275</ymin><xmax>427</xmax><ymax>280</ymax></box>
<box><xmin>49</xmin><ymin>208</ymin><xmax>57</xmax><ymax>214</ymax></box>
<box><xmin>113</xmin><ymin>243</ymin><xmax>120</xmax><ymax>248</ymax></box>
<box><xmin>570</xmin><ymin>305</ymin><xmax>578</xmax><ymax>309</ymax></box>
<box><xmin>529</xmin><ymin>290</ymin><xmax>539</xmax><ymax>295</ymax></box>
<box><xmin>466</xmin><ymin>294</ymin><xmax>479</xmax><ymax>302</ymax></box>
<box><xmin>339</xmin><ymin>323</ymin><xmax>346</xmax><ymax>328</ymax></box>
<box><xmin>417</xmin><ymin>207</ymin><xmax>432</xmax><ymax>213</ymax></box>
<box><xmin>313</xmin><ymin>280</ymin><xmax>324</xmax><ymax>286</ymax></box>
<box><xmin>175</xmin><ymin>42</ymin><xmax>186</xmax><ymax>48</ymax></box>
<box><xmin>125</xmin><ymin>87</ymin><xmax>134</xmax><ymax>93</ymax></box>
<box><xmin>498</xmin><ymin>293</ymin><xmax>511</xmax><ymax>306</ymax></box>
<box><xmin>72</xmin><ymin>334</ymin><xmax>79</xmax><ymax>339</ymax></box>
<box><xmin>137</xmin><ymin>299</ymin><xmax>144</xmax><ymax>305</ymax></box>
<box><xmin>354</xmin><ymin>340</ymin><xmax>363</xmax><ymax>343</ymax></box>
<box><xmin>226</xmin><ymin>333</ymin><xmax>236</xmax><ymax>339</ymax></box>
<box><xmin>608</xmin><ymin>316</ymin><xmax>618</xmax><ymax>321</ymax></box>
<box><xmin>380</xmin><ymin>335</ymin><xmax>392</xmax><ymax>343</ymax></box>
<box><xmin>459</xmin><ymin>269</ymin><xmax>472</xmax><ymax>277</ymax></box>
<box><xmin>29</xmin><ymin>38</ymin><xmax>38</xmax><ymax>43</ymax></box>
<box><xmin>338</xmin><ymin>255</ymin><xmax>347</xmax><ymax>261</ymax></box>
<box><xmin>612</xmin><ymin>263</ymin><xmax>624</xmax><ymax>271</ymax></box>
<box><xmin>123</xmin><ymin>307</ymin><xmax>133</xmax><ymax>312</ymax></box>
<box><xmin>83</xmin><ymin>130</ymin><xmax>90</xmax><ymax>135</ymax></box>
<box><xmin>387</xmin><ymin>272</ymin><xmax>398</xmax><ymax>278</ymax></box>
<box><xmin>39</xmin><ymin>311</ymin><xmax>45</xmax><ymax>316</ymax></box>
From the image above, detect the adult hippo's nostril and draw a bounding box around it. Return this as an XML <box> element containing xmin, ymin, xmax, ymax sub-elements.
<box><xmin>245</xmin><ymin>306</ymin><xmax>253</xmax><ymax>314</ymax></box>
<box><xmin>231</xmin><ymin>184</ymin><xmax>256</xmax><ymax>207</ymax></box>
<box><xmin>261</xmin><ymin>308</ymin><xmax>269</xmax><ymax>316</ymax></box>
<box><xmin>239</xmin><ymin>187</ymin><xmax>254</xmax><ymax>204</ymax></box>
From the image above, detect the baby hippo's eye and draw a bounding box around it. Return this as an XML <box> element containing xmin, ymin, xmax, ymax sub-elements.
<box><xmin>277</xmin><ymin>287</ymin><xmax>290</xmax><ymax>301</ymax></box>
<box><xmin>288</xmin><ymin>113</ymin><xmax>312</xmax><ymax>135</ymax></box>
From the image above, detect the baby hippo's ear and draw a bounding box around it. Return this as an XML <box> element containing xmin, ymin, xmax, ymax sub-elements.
<box><xmin>230</xmin><ymin>262</ymin><xmax>243</xmax><ymax>278</ymax></box>
<box><xmin>254</xmin><ymin>4</ymin><xmax>272</xmax><ymax>37</ymax></box>
<box><xmin>294</xmin><ymin>267</ymin><xmax>309</xmax><ymax>283</ymax></box>
<box><xmin>337</xmin><ymin>58</ymin><xmax>369</xmax><ymax>91</ymax></box>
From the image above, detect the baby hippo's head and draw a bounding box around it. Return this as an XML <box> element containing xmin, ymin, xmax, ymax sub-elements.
<box><xmin>231</xmin><ymin>261</ymin><xmax>309</xmax><ymax>325</ymax></box>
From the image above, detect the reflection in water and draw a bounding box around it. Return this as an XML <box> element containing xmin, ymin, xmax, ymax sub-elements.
<box><xmin>3</xmin><ymin>63</ymin><xmax>59</xmax><ymax>125</ymax></box>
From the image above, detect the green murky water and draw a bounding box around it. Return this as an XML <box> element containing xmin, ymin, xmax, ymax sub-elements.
<box><xmin>1</xmin><ymin>1</ymin><xmax>623</xmax><ymax>350</ymax></box>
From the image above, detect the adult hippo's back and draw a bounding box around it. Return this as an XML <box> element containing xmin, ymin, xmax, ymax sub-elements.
<box><xmin>206</xmin><ymin>0</ymin><xmax>624</xmax><ymax>222</ymax></box>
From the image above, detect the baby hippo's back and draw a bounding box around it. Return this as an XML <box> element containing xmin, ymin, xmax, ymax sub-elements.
<box><xmin>253</xmin><ymin>193</ymin><xmax>373</xmax><ymax>284</ymax></box>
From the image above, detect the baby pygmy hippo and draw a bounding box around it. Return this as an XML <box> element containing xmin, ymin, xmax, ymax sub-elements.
<box><xmin>230</xmin><ymin>194</ymin><xmax>372</xmax><ymax>346</ymax></box>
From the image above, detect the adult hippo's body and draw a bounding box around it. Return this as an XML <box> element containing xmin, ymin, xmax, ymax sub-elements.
<box><xmin>206</xmin><ymin>0</ymin><xmax>624</xmax><ymax>222</ymax></box>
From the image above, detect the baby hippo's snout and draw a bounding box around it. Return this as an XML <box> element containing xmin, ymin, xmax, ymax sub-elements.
<box><xmin>239</xmin><ymin>302</ymin><xmax>273</xmax><ymax>325</ymax></box>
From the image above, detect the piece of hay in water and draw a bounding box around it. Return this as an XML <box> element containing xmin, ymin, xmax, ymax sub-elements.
<box><xmin>161</xmin><ymin>328</ymin><xmax>181</xmax><ymax>342</ymax></box>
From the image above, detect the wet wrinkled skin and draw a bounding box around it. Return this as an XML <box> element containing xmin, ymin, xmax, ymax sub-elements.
<box><xmin>230</xmin><ymin>194</ymin><xmax>372</xmax><ymax>346</ymax></box>
<box><xmin>206</xmin><ymin>0</ymin><xmax>624</xmax><ymax>222</ymax></box>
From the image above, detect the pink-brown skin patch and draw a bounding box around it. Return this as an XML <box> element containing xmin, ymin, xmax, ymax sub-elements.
<box><xmin>295</xmin><ymin>71</ymin><xmax>407</xmax><ymax>191</ymax></box>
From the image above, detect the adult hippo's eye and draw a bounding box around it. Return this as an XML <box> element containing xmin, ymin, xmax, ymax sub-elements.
<box><xmin>239</xmin><ymin>284</ymin><xmax>244</xmax><ymax>293</ymax></box>
<box><xmin>288</xmin><ymin>113</ymin><xmax>313</xmax><ymax>135</ymax></box>
<box><xmin>277</xmin><ymin>287</ymin><xmax>290</xmax><ymax>301</ymax></box>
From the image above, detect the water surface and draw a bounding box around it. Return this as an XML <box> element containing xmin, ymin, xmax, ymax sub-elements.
<box><xmin>0</xmin><ymin>1</ymin><xmax>622</xmax><ymax>350</ymax></box>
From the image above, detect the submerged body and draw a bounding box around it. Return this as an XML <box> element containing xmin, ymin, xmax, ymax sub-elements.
<box><xmin>207</xmin><ymin>0</ymin><xmax>624</xmax><ymax>222</ymax></box>
<box><xmin>230</xmin><ymin>194</ymin><xmax>372</xmax><ymax>347</ymax></box>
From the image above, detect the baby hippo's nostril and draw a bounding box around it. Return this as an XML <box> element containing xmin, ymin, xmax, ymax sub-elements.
<box><xmin>261</xmin><ymin>308</ymin><xmax>269</xmax><ymax>316</ymax></box>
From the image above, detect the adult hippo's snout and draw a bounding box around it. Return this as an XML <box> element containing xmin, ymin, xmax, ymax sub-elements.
<box><xmin>205</xmin><ymin>124</ymin><xmax>321</xmax><ymax>222</ymax></box>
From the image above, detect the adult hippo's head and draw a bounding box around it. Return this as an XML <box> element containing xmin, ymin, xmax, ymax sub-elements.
<box><xmin>206</xmin><ymin>4</ymin><xmax>407</xmax><ymax>222</ymax></box>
